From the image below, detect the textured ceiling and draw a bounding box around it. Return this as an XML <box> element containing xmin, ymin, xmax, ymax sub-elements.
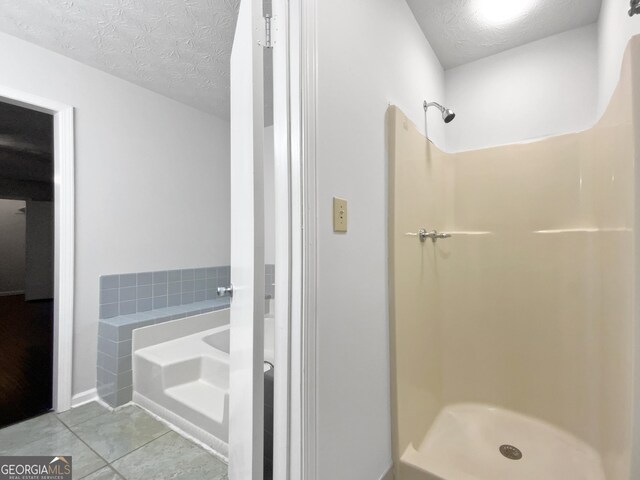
<box><xmin>0</xmin><ymin>0</ymin><xmax>241</xmax><ymax>119</ymax></box>
<box><xmin>406</xmin><ymin>0</ymin><xmax>603</xmax><ymax>69</ymax></box>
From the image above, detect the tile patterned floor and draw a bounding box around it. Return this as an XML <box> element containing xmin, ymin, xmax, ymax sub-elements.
<box><xmin>0</xmin><ymin>403</ymin><xmax>228</xmax><ymax>480</ymax></box>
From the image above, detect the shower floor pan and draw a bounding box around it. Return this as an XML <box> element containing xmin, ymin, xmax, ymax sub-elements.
<box><xmin>400</xmin><ymin>404</ymin><xmax>605</xmax><ymax>480</ymax></box>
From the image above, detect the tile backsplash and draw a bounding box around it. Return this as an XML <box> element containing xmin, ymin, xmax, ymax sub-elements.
<box><xmin>99</xmin><ymin>265</ymin><xmax>275</xmax><ymax>319</ymax></box>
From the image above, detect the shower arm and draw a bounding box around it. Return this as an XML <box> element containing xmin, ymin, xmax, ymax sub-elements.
<box><xmin>423</xmin><ymin>101</ymin><xmax>445</xmax><ymax>112</ymax></box>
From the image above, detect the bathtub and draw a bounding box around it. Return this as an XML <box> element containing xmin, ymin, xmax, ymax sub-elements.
<box><xmin>132</xmin><ymin>308</ymin><xmax>274</xmax><ymax>458</ymax></box>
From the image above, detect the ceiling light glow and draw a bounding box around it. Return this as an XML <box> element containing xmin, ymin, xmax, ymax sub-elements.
<box><xmin>476</xmin><ymin>0</ymin><xmax>535</xmax><ymax>25</ymax></box>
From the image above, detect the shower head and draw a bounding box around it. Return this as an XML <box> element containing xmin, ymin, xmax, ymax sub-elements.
<box><xmin>424</xmin><ymin>101</ymin><xmax>456</xmax><ymax>123</ymax></box>
<box><xmin>442</xmin><ymin>108</ymin><xmax>456</xmax><ymax>123</ymax></box>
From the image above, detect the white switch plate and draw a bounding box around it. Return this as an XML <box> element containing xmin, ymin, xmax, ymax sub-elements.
<box><xmin>333</xmin><ymin>197</ymin><xmax>347</xmax><ymax>232</ymax></box>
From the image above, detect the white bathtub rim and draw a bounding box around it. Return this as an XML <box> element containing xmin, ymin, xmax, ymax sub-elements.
<box><xmin>132</xmin><ymin>312</ymin><xmax>275</xmax><ymax>463</ymax></box>
<box><xmin>133</xmin><ymin>391</ymin><xmax>229</xmax><ymax>462</ymax></box>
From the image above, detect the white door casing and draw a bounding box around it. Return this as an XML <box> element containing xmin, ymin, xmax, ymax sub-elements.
<box><xmin>0</xmin><ymin>86</ymin><xmax>75</xmax><ymax>413</ymax></box>
<box><xmin>286</xmin><ymin>0</ymin><xmax>319</xmax><ymax>477</ymax></box>
<box><xmin>272</xmin><ymin>0</ymin><xmax>292</xmax><ymax>477</ymax></box>
<box><xmin>229</xmin><ymin>0</ymin><xmax>266</xmax><ymax>478</ymax></box>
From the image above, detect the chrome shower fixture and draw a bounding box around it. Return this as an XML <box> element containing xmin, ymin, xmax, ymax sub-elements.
<box><xmin>631</xmin><ymin>0</ymin><xmax>640</xmax><ymax>16</ymax></box>
<box><xmin>424</xmin><ymin>100</ymin><xmax>456</xmax><ymax>123</ymax></box>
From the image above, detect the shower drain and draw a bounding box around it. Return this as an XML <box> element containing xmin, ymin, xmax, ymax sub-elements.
<box><xmin>499</xmin><ymin>444</ymin><xmax>523</xmax><ymax>460</ymax></box>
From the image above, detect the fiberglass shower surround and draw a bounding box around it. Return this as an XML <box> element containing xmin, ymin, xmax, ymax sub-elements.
<box><xmin>388</xmin><ymin>37</ymin><xmax>639</xmax><ymax>480</ymax></box>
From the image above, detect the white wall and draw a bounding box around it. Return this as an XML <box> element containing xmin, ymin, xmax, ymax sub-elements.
<box><xmin>24</xmin><ymin>201</ymin><xmax>54</xmax><ymax>301</ymax></box>
<box><xmin>443</xmin><ymin>3</ymin><xmax>640</xmax><ymax>153</ymax></box>
<box><xmin>0</xmin><ymin>32</ymin><xmax>230</xmax><ymax>397</ymax></box>
<box><xmin>315</xmin><ymin>0</ymin><xmax>445</xmax><ymax>478</ymax></box>
<box><xmin>445</xmin><ymin>24</ymin><xmax>598</xmax><ymax>152</ymax></box>
<box><xmin>598</xmin><ymin>0</ymin><xmax>640</xmax><ymax>115</ymax></box>
<box><xmin>0</xmin><ymin>199</ymin><xmax>25</xmax><ymax>294</ymax></box>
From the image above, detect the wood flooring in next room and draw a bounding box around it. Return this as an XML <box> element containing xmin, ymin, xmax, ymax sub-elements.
<box><xmin>0</xmin><ymin>294</ymin><xmax>53</xmax><ymax>428</ymax></box>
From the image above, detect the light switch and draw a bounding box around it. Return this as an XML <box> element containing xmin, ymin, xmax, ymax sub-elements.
<box><xmin>333</xmin><ymin>197</ymin><xmax>348</xmax><ymax>232</ymax></box>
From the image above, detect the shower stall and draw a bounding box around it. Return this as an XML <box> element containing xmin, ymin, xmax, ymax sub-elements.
<box><xmin>388</xmin><ymin>38</ymin><xmax>639</xmax><ymax>479</ymax></box>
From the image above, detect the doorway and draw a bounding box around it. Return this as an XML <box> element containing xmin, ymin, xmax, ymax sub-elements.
<box><xmin>0</xmin><ymin>101</ymin><xmax>54</xmax><ymax>428</ymax></box>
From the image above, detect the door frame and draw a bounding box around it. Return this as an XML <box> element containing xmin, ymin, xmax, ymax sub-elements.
<box><xmin>272</xmin><ymin>0</ymin><xmax>293</xmax><ymax>478</ymax></box>
<box><xmin>278</xmin><ymin>0</ymin><xmax>318</xmax><ymax>477</ymax></box>
<box><xmin>0</xmin><ymin>86</ymin><xmax>75</xmax><ymax>413</ymax></box>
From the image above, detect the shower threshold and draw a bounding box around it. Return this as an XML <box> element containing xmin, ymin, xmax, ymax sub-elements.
<box><xmin>400</xmin><ymin>403</ymin><xmax>605</xmax><ymax>480</ymax></box>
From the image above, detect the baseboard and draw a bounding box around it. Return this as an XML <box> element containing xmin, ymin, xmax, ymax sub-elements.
<box><xmin>0</xmin><ymin>290</ymin><xmax>25</xmax><ymax>297</ymax></box>
<box><xmin>94</xmin><ymin>396</ymin><xmax>115</xmax><ymax>412</ymax></box>
<box><xmin>70</xmin><ymin>388</ymin><xmax>98</xmax><ymax>408</ymax></box>
<box><xmin>379</xmin><ymin>465</ymin><xmax>394</xmax><ymax>480</ymax></box>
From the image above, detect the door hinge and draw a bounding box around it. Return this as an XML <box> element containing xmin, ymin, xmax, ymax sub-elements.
<box><xmin>258</xmin><ymin>14</ymin><xmax>275</xmax><ymax>48</ymax></box>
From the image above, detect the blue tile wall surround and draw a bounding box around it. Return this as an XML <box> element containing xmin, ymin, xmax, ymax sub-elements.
<box><xmin>99</xmin><ymin>266</ymin><xmax>231</xmax><ymax>320</ymax></box>
<box><xmin>97</xmin><ymin>298</ymin><xmax>230</xmax><ymax>407</ymax></box>
<box><xmin>96</xmin><ymin>264</ymin><xmax>274</xmax><ymax>408</ymax></box>
<box><xmin>99</xmin><ymin>265</ymin><xmax>275</xmax><ymax>319</ymax></box>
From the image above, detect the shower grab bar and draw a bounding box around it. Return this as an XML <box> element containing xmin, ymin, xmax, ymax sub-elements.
<box><xmin>407</xmin><ymin>229</ymin><xmax>452</xmax><ymax>243</ymax></box>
